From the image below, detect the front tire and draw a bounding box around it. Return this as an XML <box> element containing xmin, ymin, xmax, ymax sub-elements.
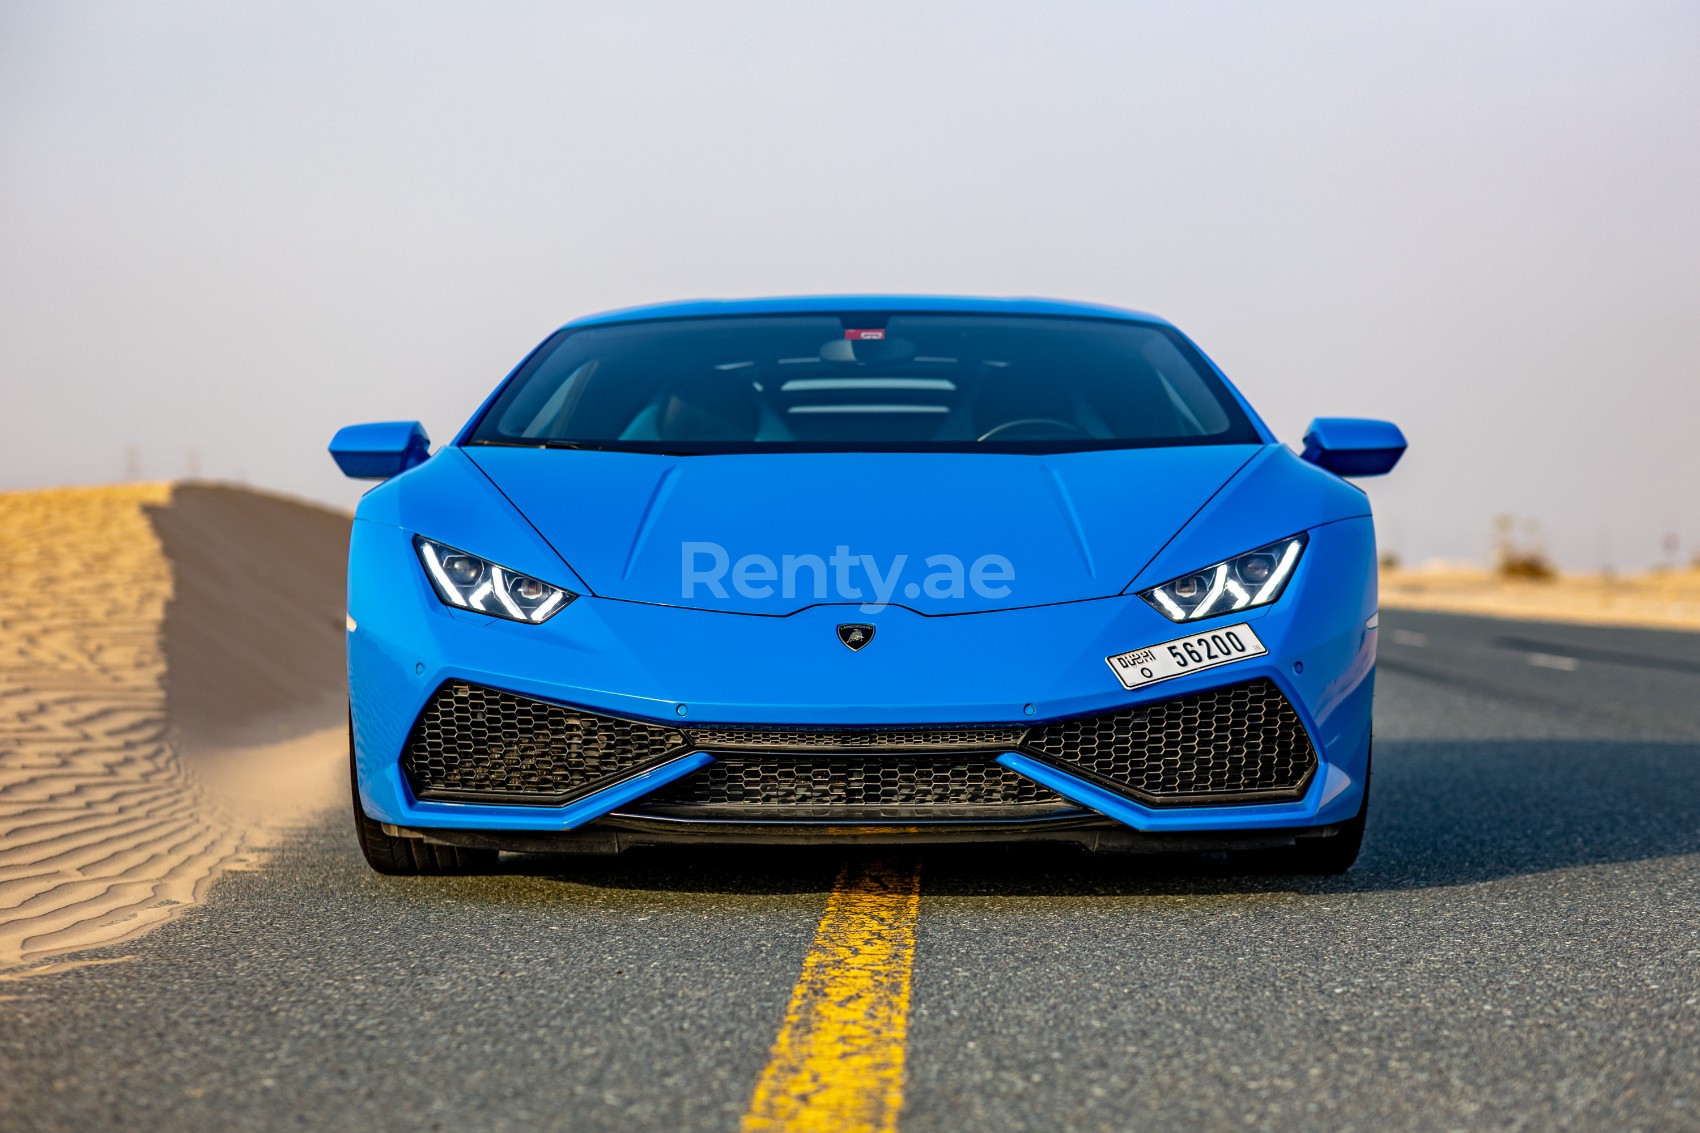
<box><xmin>349</xmin><ymin>720</ymin><xmax>498</xmax><ymax>876</ymax></box>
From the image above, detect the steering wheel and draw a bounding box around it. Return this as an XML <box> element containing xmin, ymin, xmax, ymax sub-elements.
<box><xmin>976</xmin><ymin>418</ymin><xmax>1091</xmax><ymax>442</ymax></box>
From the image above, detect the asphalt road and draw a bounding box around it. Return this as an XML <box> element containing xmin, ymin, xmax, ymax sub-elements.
<box><xmin>4</xmin><ymin>608</ymin><xmax>1698</xmax><ymax>1133</ymax></box>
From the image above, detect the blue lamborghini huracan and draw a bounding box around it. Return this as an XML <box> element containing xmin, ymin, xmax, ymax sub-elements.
<box><xmin>330</xmin><ymin>296</ymin><xmax>1405</xmax><ymax>875</ymax></box>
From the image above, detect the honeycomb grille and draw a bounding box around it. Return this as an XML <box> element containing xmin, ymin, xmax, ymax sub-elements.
<box><xmin>685</xmin><ymin>724</ymin><xmax>1025</xmax><ymax>751</ymax></box>
<box><xmin>1022</xmin><ymin>678</ymin><xmax>1315</xmax><ymax>804</ymax></box>
<box><xmin>403</xmin><ymin>683</ymin><xmax>687</xmax><ymax>803</ymax></box>
<box><xmin>400</xmin><ymin>678</ymin><xmax>1315</xmax><ymax>812</ymax></box>
<box><xmin>635</xmin><ymin>753</ymin><xmax>1068</xmax><ymax>818</ymax></box>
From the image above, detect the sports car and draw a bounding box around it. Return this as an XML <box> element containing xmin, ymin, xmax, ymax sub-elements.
<box><xmin>330</xmin><ymin>296</ymin><xmax>1404</xmax><ymax>875</ymax></box>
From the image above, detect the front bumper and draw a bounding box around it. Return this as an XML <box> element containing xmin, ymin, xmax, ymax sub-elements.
<box><xmin>348</xmin><ymin>516</ymin><xmax>1378</xmax><ymax>845</ymax></box>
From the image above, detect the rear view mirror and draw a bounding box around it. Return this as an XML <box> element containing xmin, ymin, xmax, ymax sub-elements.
<box><xmin>818</xmin><ymin>335</ymin><xmax>918</xmax><ymax>365</ymax></box>
<box><xmin>329</xmin><ymin>421</ymin><xmax>430</xmax><ymax>480</ymax></box>
<box><xmin>1300</xmin><ymin>418</ymin><xmax>1406</xmax><ymax>477</ymax></box>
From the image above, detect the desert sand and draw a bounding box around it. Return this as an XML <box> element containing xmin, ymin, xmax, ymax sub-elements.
<box><xmin>0</xmin><ymin>483</ymin><xmax>349</xmax><ymax>977</ymax></box>
<box><xmin>1380</xmin><ymin>565</ymin><xmax>1700</xmax><ymax>632</ymax></box>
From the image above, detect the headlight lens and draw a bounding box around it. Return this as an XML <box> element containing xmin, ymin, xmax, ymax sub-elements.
<box><xmin>414</xmin><ymin>536</ymin><xmax>574</xmax><ymax>623</ymax></box>
<box><xmin>1139</xmin><ymin>533</ymin><xmax>1308</xmax><ymax>622</ymax></box>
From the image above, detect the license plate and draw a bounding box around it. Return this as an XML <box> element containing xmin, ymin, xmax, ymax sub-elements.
<box><xmin>1105</xmin><ymin>623</ymin><xmax>1268</xmax><ymax>690</ymax></box>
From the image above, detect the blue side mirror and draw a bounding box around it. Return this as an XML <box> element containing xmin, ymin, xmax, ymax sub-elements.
<box><xmin>1300</xmin><ymin>418</ymin><xmax>1406</xmax><ymax>477</ymax></box>
<box><xmin>328</xmin><ymin>421</ymin><xmax>431</xmax><ymax>480</ymax></box>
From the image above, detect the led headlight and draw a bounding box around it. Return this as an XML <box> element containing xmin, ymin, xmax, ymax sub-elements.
<box><xmin>414</xmin><ymin>536</ymin><xmax>574</xmax><ymax>623</ymax></box>
<box><xmin>1139</xmin><ymin>533</ymin><xmax>1308</xmax><ymax>622</ymax></box>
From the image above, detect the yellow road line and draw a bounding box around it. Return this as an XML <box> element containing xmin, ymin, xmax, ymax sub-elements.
<box><xmin>741</xmin><ymin>858</ymin><xmax>923</xmax><ymax>1133</ymax></box>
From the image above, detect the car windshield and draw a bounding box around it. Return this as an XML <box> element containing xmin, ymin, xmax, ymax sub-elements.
<box><xmin>467</xmin><ymin>314</ymin><xmax>1260</xmax><ymax>453</ymax></box>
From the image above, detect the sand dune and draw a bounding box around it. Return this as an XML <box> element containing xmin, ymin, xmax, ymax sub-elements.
<box><xmin>0</xmin><ymin>483</ymin><xmax>350</xmax><ymax>975</ymax></box>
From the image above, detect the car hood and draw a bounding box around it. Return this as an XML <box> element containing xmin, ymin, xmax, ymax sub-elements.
<box><xmin>464</xmin><ymin>445</ymin><xmax>1262</xmax><ymax>615</ymax></box>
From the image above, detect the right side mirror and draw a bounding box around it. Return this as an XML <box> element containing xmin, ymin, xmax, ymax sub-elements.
<box><xmin>328</xmin><ymin>420</ymin><xmax>431</xmax><ymax>480</ymax></box>
<box><xmin>1300</xmin><ymin>418</ymin><xmax>1406</xmax><ymax>477</ymax></box>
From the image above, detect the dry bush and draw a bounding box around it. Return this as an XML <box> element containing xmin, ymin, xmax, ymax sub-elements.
<box><xmin>1498</xmin><ymin>551</ymin><xmax>1556</xmax><ymax>581</ymax></box>
<box><xmin>1494</xmin><ymin>515</ymin><xmax>1556</xmax><ymax>582</ymax></box>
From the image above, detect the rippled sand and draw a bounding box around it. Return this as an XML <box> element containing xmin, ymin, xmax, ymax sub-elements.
<box><xmin>0</xmin><ymin>484</ymin><xmax>348</xmax><ymax>975</ymax></box>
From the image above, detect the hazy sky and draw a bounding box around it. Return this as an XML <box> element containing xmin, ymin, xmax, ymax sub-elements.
<box><xmin>3</xmin><ymin>2</ymin><xmax>1696</xmax><ymax>569</ymax></box>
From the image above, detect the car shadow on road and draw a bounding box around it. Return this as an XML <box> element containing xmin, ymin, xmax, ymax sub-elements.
<box><xmin>499</xmin><ymin>738</ymin><xmax>1700</xmax><ymax>899</ymax></box>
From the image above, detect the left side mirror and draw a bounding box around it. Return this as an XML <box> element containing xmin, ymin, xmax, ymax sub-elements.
<box><xmin>1300</xmin><ymin>418</ymin><xmax>1406</xmax><ymax>477</ymax></box>
<box><xmin>328</xmin><ymin>420</ymin><xmax>430</xmax><ymax>480</ymax></box>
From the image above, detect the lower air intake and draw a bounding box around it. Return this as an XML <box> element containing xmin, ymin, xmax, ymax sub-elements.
<box><xmin>1021</xmin><ymin>678</ymin><xmax>1316</xmax><ymax>805</ymax></box>
<box><xmin>632</xmin><ymin>753</ymin><xmax>1070</xmax><ymax>820</ymax></box>
<box><xmin>403</xmin><ymin>683</ymin><xmax>687</xmax><ymax>804</ymax></box>
<box><xmin>398</xmin><ymin>677</ymin><xmax>1317</xmax><ymax>813</ymax></box>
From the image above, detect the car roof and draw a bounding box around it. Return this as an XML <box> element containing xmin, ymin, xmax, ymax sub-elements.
<box><xmin>560</xmin><ymin>294</ymin><xmax>1171</xmax><ymax>329</ymax></box>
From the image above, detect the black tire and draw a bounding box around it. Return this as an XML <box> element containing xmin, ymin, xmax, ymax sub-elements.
<box><xmin>1229</xmin><ymin>744</ymin><xmax>1370</xmax><ymax>876</ymax></box>
<box><xmin>349</xmin><ymin>720</ymin><xmax>498</xmax><ymax>876</ymax></box>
